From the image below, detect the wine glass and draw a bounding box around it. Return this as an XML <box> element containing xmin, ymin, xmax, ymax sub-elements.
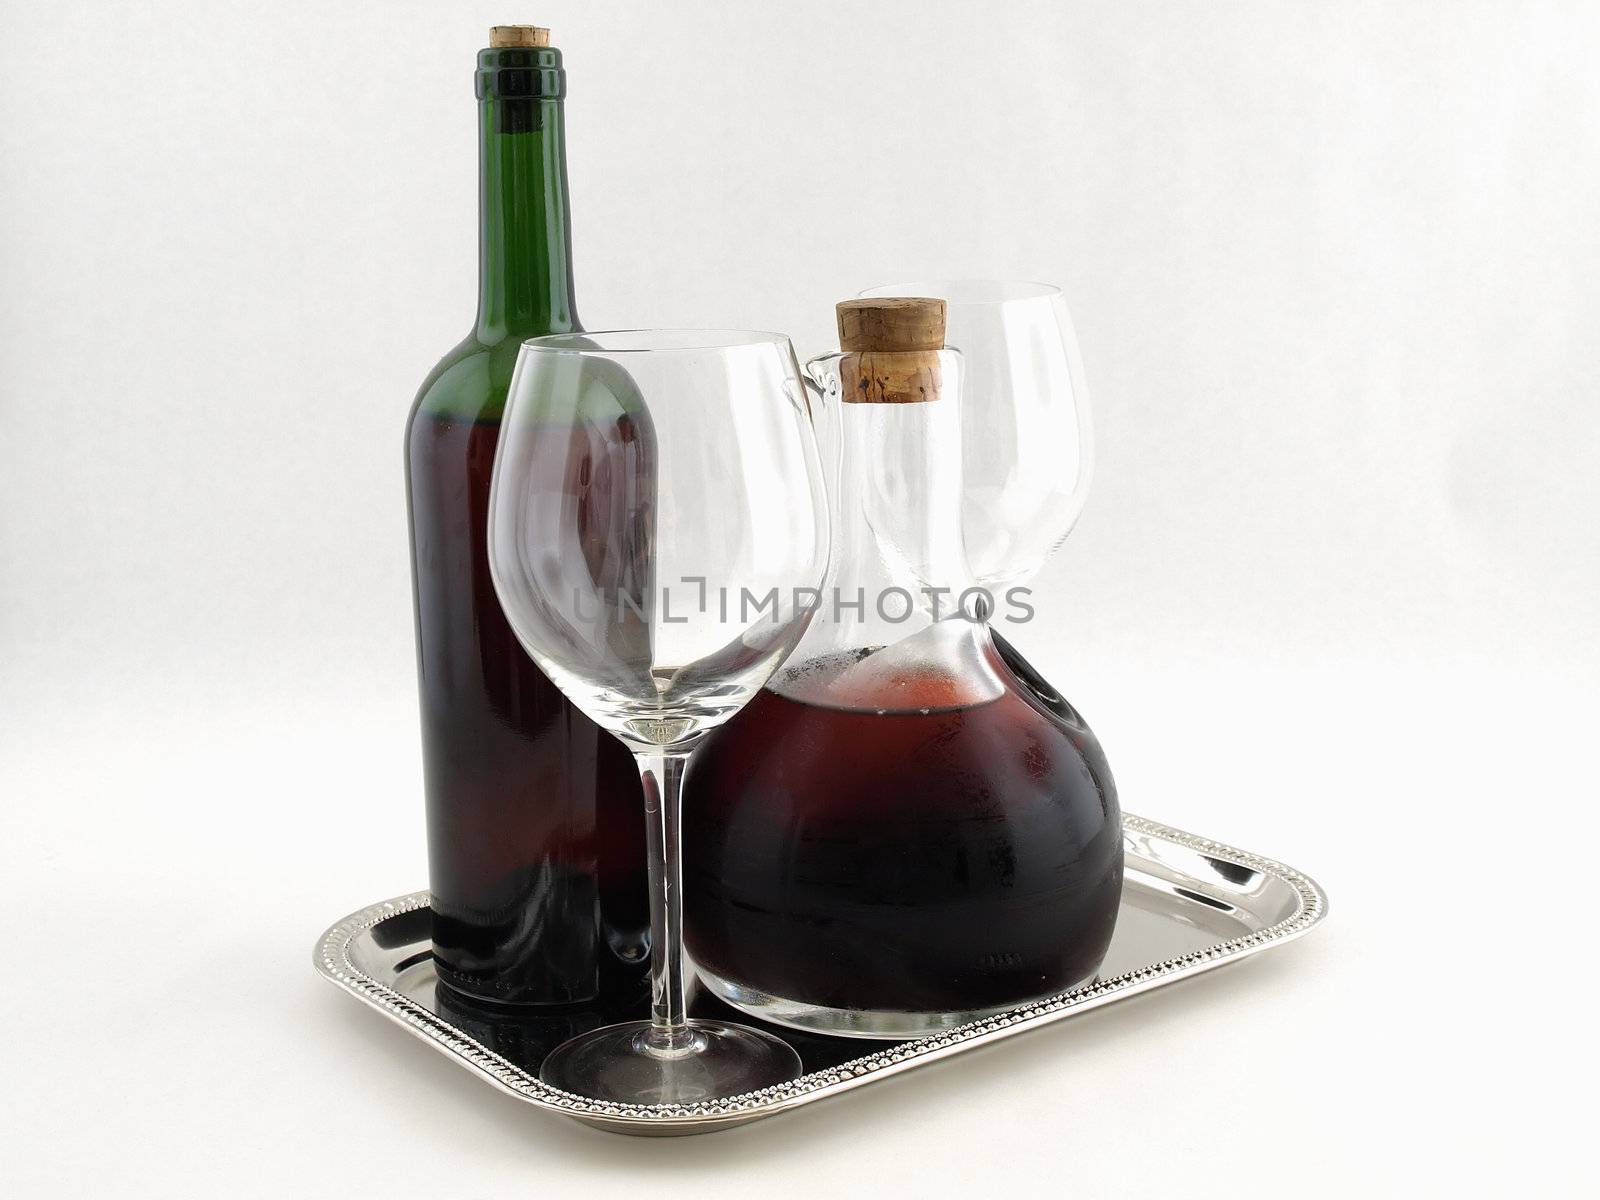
<box><xmin>858</xmin><ymin>280</ymin><xmax>1092</xmax><ymax>593</ymax></box>
<box><xmin>487</xmin><ymin>329</ymin><xmax>829</xmax><ymax>1104</ymax></box>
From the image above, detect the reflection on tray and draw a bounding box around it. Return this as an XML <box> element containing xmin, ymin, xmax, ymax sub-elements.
<box><xmin>430</xmin><ymin>971</ymin><xmax>905</xmax><ymax>1077</ymax></box>
<box><xmin>376</xmin><ymin>849</ymin><xmax>1285</xmax><ymax>1080</ymax></box>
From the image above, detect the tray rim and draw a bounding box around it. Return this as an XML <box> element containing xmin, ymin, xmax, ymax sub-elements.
<box><xmin>314</xmin><ymin>812</ymin><xmax>1327</xmax><ymax>1134</ymax></box>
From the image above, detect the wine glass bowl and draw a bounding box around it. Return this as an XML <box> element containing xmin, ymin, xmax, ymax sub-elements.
<box><xmin>859</xmin><ymin>280</ymin><xmax>1092</xmax><ymax>593</ymax></box>
<box><xmin>490</xmin><ymin>330</ymin><xmax>828</xmax><ymax>748</ymax></box>
<box><xmin>487</xmin><ymin>329</ymin><xmax>829</xmax><ymax>1103</ymax></box>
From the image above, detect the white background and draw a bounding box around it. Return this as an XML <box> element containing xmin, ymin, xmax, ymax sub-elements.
<box><xmin>2</xmin><ymin>0</ymin><xmax>1596</xmax><ymax>1195</ymax></box>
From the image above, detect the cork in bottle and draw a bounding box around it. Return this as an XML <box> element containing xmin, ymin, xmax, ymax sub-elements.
<box><xmin>489</xmin><ymin>25</ymin><xmax>551</xmax><ymax>48</ymax></box>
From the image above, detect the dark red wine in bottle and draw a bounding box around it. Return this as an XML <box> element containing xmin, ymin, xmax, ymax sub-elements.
<box><xmin>404</xmin><ymin>26</ymin><xmax>647</xmax><ymax>1006</ymax></box>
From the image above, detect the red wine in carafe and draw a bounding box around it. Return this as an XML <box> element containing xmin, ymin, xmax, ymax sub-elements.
<box><xmin>682</xmin><ymin>635</ymin><xmax>1122</xmax><ymax>1016</ymax></box>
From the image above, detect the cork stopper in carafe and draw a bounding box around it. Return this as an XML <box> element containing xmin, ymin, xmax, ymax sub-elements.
<box><xmin>835</xmin><ymin>297</ymin><xmax>947</xmax><ymax>404</ymax></box>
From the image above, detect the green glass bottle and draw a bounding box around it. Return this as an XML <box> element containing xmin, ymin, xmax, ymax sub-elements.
<box><xmin>404</xmin><ymin>27</ymin><xmax>648</xmax><ymax>1007</ymax></box>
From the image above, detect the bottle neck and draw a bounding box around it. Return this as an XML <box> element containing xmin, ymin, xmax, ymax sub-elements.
<box><xmin>474</xmin><ymin>48</ymin><xmax>578</xmax><ymax>341</ymax></box>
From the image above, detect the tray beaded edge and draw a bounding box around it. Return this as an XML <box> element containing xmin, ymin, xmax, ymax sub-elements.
<box><xmin>314</xmin><ymin>813</ymin><xmax>1327</xmax><ymax>1126</ymax></box>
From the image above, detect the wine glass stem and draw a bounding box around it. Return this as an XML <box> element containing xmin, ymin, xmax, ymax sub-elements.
<box><xmin>635</xmin><ymin>751</ymin><xmax>695</xmax><ymax>1055</ymax></box>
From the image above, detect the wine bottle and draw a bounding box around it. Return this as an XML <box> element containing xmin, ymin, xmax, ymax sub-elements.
<box><xmin>404</xmin><ymin>26</ymin><xmax>648</xmax><ymax>1007</ymax></box>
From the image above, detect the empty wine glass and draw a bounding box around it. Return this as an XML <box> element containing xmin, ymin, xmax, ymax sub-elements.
<box><xmin>859</xmin><ymin>281</ymin><xmax>1092</xmax><ymax>593</ymax></box>
<box><xmin>487</xmin><ymin>329</ymin><xmax>830</xmax><ymax>1104</ymax></box>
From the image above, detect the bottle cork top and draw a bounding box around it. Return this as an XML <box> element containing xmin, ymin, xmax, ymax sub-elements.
<box><xmin>490</xmin><ymin>25</ymin><xmax>550</xmax><ymax>48</ymax></box>
<box><xmin>836</xmin><ymin>297</ymin><xmax>946</xmax><ymax>353</ymax></box>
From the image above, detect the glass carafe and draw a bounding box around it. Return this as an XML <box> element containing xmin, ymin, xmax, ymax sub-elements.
<box><xmin>681</xmin><ymin>299</ymin><xmax>1121</xmax><ymax>1039</ymax></box>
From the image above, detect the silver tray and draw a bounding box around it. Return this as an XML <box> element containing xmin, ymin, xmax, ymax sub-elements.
<box><xmin>314</xmin><ymin>813</ymin><xmax>1326</xmax><ymax>1136</ymax></box>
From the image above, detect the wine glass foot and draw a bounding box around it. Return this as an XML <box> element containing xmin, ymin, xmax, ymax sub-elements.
<box><xmin>539</xmin><ymin>1018</ymin><xmax>802</xmax><ymax>1105</ymax></box>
